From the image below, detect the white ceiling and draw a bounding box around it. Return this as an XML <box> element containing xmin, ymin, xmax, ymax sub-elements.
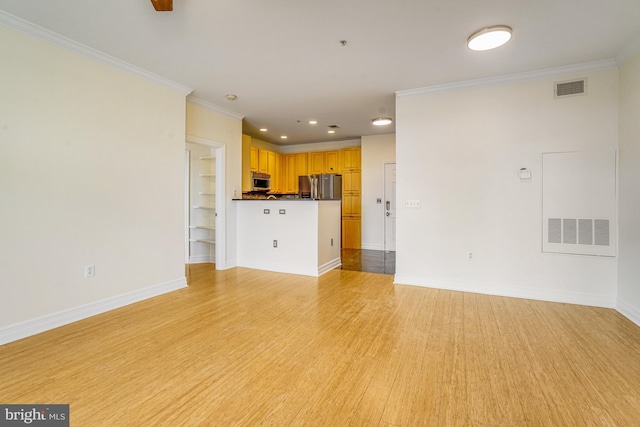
<box><xmin>1</xmin><ymin>0</ymin><xmax>639</xmax><ymax>145</ymax></box>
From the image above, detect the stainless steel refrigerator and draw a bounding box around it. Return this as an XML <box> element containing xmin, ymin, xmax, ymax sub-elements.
<box><xmin>299</xmin><ymin>174</ymin><xmax>342</xmax><ymax>200</ymax></box>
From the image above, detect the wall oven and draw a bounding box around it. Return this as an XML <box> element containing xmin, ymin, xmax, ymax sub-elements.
<box><xmin>251</xmin><ymin>172</ymin><xmax>271</xmax><ymax>192</ymax></box>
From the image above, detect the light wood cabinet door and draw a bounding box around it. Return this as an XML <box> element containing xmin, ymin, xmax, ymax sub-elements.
<box><xmin>342</xmin><ymin>194</ymin><xmax>362</xmax><ymax>216</ymax></box>
<box><xmin>267</xmin><ymin>151</ymin><xmax>276</xmax><ymax>176</ymax></box>
<box><xmin>250</xmin><ymin>147</ymin><xmax>259</xmax><ymax>172</ymax></box>
<box><xmin>283</xmin><ymin>154</ymin><xmax>297</xmax><ymax>194</ymax></box>
<box><xmin>342</xmin><ymin>217</ymin><xmax>361</xmax><ymax>249</ymax></box>
<box><xmin>257</xmin><ymin>149</ymin><xmax>269</xmax><ymax>173</ymax></box>
<box><xmin>342</xmin><ymin>170</ymin><xmax>361</xmax><ymax>193</ymax></box>
<box><xmin>295</xmin><ymin>153</ymin><xmax>308</xmax><ymax>178</ymax></box>
<box><xmin>308</xmin><ymin>152</ymin><xmax>325</xmax><ymax>175</ymax></box>
<box><xmin>324</xmin><ymin>151</ymin><xmax>340</xmax><ymax>174</ymax></box>
<box><xmin>273</xmin><ymin>153</ymin><xmax>282</xmax><ymax>193</ymax></box>
<box><xmin>341</xmin><ymin>147</ymin><xmax>361</xmax><ymax>171</ymax></box>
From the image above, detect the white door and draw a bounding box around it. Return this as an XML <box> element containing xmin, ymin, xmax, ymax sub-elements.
<box><xmin>384</xmin><ymin>163</ymin><xmax>396</xmax><ymax>251</ymax></box>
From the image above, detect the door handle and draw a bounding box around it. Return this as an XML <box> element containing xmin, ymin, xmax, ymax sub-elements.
<box><xmin>386</xmin><ymin>201</ymin><xmax>390</xmax><ymax>210</ymax></box>
<box><xmin>386</xmin><ymin>212</ymin><xmax>391</xmax><ymax>216</ymax></box>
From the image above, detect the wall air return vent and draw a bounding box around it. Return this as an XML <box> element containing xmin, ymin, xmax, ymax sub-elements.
<box><xmin>555</xmin><ymin>79</ymin><xmax>586</xmax><ymax>98</ymax></box>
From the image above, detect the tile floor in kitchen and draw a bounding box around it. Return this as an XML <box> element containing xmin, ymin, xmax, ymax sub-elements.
<box><xmin>340</xmin><ymin>249</ymin><xmax>396</xmax><ymax>275</ymax></box>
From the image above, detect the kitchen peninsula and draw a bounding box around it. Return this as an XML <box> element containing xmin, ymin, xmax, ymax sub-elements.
<box><xmin>235</xmin><ymin>199</ymin><xmax>341</xmax><ymax>277</ymax></box>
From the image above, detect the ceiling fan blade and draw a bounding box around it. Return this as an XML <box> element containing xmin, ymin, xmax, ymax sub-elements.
<box><xmin>150</xmin><ymin>0</ymin><xmax>173</xmax><ymax>11</ymax></box>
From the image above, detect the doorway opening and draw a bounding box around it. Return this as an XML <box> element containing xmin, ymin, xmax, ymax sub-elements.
<box><xmin>184</xmin><ymin>135</ymin><xmax>226</xmax><ymax>269</ymax></box>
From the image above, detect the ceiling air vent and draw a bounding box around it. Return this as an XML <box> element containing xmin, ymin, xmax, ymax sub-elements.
<box><xmin>555</xmin><ymin>79</ymin><xmax>586</xmax><ymax>98</ymax></box>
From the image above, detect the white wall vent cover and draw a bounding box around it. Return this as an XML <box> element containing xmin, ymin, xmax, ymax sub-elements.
<box><xmin>542</xmin><ymin>150</ymin><xmax>616</xmax><ymax>257</ymax></box>
<box><xmin>555</xmin><ymin>79</ymin><xmax>586</xmax><ymax>98</ymax></box>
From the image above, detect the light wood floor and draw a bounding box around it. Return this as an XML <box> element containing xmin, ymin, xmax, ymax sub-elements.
<box><xmin>2</xmin><ymin>264</ymin><xmax>640</xmax><ymax>426</ymax></box>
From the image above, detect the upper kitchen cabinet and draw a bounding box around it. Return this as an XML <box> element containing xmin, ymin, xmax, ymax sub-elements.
<box><xmin>325</xmin><ymin>151</ymin><xmax>341</xmax><ymax>174</ymax></box>
<box><xmin>272</xmin><ymin>152</ymin><xmax>282</xmax><ymax>193</ymax></box>
<box><xmin>295</xmin><ymin>153</ymin><xmax>308</xmax><ymax>177</ymax></box>
<box><xmin>283</xmin><ymin>154</ymin><xmax>297</xmax><ymax>194</ymax></box>
<box><xmin>341</xmin><ymin>147</ymin><xmax>361</xmax><ymax>171</ymax></box>
<box><xmin>258</xmin><ymin>149</ymin><xmax>270</xmax><ymax>174</ymax></box>
<box><xmin>308</xmin><ymin>152</ymin><xmax>325</xmax><ymax>175</ymax></box>
<box><xmin>250</xmin><ymin>147</ymin><xmax>259</xmax><ymax>172</ymax></box>
<box><xmin>309</xmin><ymin>150</ymin><xmax>341</xmax><ymax>175</ymax></box>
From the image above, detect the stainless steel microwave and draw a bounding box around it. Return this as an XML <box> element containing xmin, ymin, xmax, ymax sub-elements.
<box><xmin>251</xmin><ymin>172</ymin><xmax>271</xmax><ymax>192</ymax></box>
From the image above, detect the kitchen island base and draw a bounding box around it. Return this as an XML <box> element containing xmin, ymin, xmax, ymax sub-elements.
<box><xmin>236</xmin><ymin>200</ymin><xmax>341</xmax><ymax>277</ymax></box>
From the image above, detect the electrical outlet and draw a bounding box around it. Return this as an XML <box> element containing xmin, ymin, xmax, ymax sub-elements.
<box><xmin>273</xmin><ymin>240</ymin><xmax>278</xmax><ymax>248</ymax></box>
<box><xmin>467</xmin><ymin>252</ymin><xmax>473</xmax><ymax>260</ymax></box>
<box><xmin>84</xmin><ymin>264</ymin><xmax>95</xmax><ymax>277</ymax></box>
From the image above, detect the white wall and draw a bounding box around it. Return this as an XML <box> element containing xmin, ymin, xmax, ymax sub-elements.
<box><xmin>186</xmin><ymin>101</ymin><xmax>243</xmax><ymax>268</ymax></box>
<box><xmin>278</xmin><ymin>138</ymin><xmax>361</xmax><ymax>154</ymax></box>
<box><xmin>395</xmin><ymin>67</ymin><xmax>619</xmax><ymax>307</ymax></box>
<box><xmin>0</xmin><ymin>26</ymin><xmax>187</xmax><ymax>334</ymax></box>
<box><xmin>617</xmin><ymin>52</ymin><xmax>640</xmax><ymax>324</ymax></box>
<box><xmin>361</xmin><ymin>134</ymin><xmax>396</xmax><ymax>250</ymax></box>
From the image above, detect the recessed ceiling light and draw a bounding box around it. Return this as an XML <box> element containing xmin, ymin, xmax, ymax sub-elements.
<box><xmin>309</xmin><ymin>120</ymin><xmax>317</xmax><ymax>125</ymax></box>
<box><xmin>280</xmin><ymin>135</ymin><xmax>287</xmax><ymax>139</ymax></box>
<box><xmin>259</xmin><ymin>128</ymin><xmax>267</xmax><ymax>132</ymax></box>
<box><xmin>372</xmin><ymin>117</ymin><xmax>393</xmax><ymax>126</ymax></box>
<box><xmin>328</xmin><ymin>130</ymin><xmax>336</xmax><ymax>134</ymax></box>
<box><xmin>467</xmin><ymin>25</ymin><xmax>512</xmax><ymax>51</ymax></box>
<box><xmin>225</xmin><ymin>94</ymin><xmax>238</xmax><ymax>101</ymax></box>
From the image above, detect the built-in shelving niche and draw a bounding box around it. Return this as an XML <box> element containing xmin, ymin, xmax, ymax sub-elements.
<box><xmin>186</xmin><ymin>144</ymin><xmax>216</xmax><ymax>264</ymax></box>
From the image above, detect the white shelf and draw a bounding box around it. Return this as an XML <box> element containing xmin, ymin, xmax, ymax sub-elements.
<box><xmin>189</xmin><ymin>239</ymin><xmax>215</xmax><ymax>244</ymax></box>
<box><xmin>198</xmin><ymin>192</ymin><xmax>215</xmax><ymax>195</ymax></box>
<box><xmin>192</xmin><ymin>205</ymin><xmax>215</xmax><ymax>210</ymax></box>
<box><xmin>189</xmin><ymin>225</ymin><xmax>215</xmax><ymax>230</ymax></box>
<box><xmin>199</xmin><ymin>156</ymin><xmax>215</xmax><ymax>160</ymax></box>
<box><xmin>199</xmin><ymin>173</ymin><xmax>215</xmax><ymax>177</ymax></box>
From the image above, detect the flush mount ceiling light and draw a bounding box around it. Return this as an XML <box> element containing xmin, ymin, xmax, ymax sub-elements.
<box><xmin>225</xmin><ymin>94</ymin><xmax>238</xmax><ymax>101</ymax></box>
<box><xmin>467</xmin><ymin>25</ymin><xmax>512</xmax><ymax>51</ymax></box>
<box><xmin>309</xmin><ymin>120</ymin><xmax>317</xmax><ymax>125</ymax></box>
<box><xmin>372</xmin><ymin>117</ymin><xmax>393</xmax><ymax>126</ymax></box>
<box><xmin>259</xmin><ymin>128</ymin><xmax>267</xmax><ymax>132</ymax></box>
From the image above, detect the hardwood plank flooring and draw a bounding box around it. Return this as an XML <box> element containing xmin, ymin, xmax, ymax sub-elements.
<box><xmin>2</xmin><ymin>264</ymin><xmax>640</xmax><ymax>425</ymax></box>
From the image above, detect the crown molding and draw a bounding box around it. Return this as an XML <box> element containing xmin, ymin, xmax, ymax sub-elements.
<box><xmin>396</xmin><ymin>59</ymin><xmax>618</xmax><ymax>98</ymax></box>
<box><xmin>616</xmin><ymin>32</ymin><xmax>640</xmax><ymax>65</ymax></box>
<box><xmin>0</xmin><ymin>10</ymin><xmax>193</xmax><ymax>96</ymax></box>
<box><xmin>187</xmin><ymin>96</ymin><xmax>245</xmax><ymax>120</ymax></box>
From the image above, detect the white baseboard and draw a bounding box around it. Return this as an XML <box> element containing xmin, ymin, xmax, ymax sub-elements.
<box><xmin>187</xmin><ymin>255</ymin><xmax>215</xmax><ymax>264</ymax></box>
<box><xmin>617</xmin><ymin>300</ymin><xmax>640</xmax><ymax>327</ymax></box>
<box><xmin>318</xmin><ymin>258</ymin><xmax>342</xmax><ymax>276</ymax></box>
<box><xmin>0</xmin><ymin>277</ymin><xmax>187</xmax><ymax>345</ymax></box>
<box><xmin>393</xmin><ymin>275</ymin><xmax>616</xmax><ymax>308</ymax></box>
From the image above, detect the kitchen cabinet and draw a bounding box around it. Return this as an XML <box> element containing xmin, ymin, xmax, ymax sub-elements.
<box><xmin>272</xmin><ymin>152</ymin><xmax>282</xmax><ymax>193</ymax></box>
<box><xmin>342</xmin><ymin>217</ymin><xmax>361</xmax><ymax>249</ymax></box>
<box><xmin>342</xmin><ymin>170</ymin><xmax>361</xmax><ymax>193</ymax></box>
<box><xmin>250</xmin><ymin>147</ymin><xmax>259</xmax><ymax>172</ymax></box>
<box><xmin>342</xmin><ymin>194</ymin><xmax>361</xmax><ymax>216</ymax></box>
<box><xmin>341</xmin><ymin>147</ymin><xmax>361</xmax><ymax>171</ymax></box>
<box><xmin>324</xmin><ymin>151</ymin><xmax>341</xmax><ymax>173</ymax></box>
<box><xmin>340</xmin><ymin>148</ymin><xmax>361</xmax><ymax>249</ymax></box>
<box><xmin>308</xmin><ymin>152</ymin><xmax>325</xmax><ymax>175</ymax></box>
<box><xmin>258</xmin><ymin>149</ymin><xmax>270</xmax><ymax>173</ymax></box>
<box><xmin>295</xmin><ymin>153</ymin><xmax>308</xmax><ymax>177</ymax></box>
<box><xmin>283</xmin><ymin>154</ymin><xmax>297</xmax><ymax>194</ymax></box>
